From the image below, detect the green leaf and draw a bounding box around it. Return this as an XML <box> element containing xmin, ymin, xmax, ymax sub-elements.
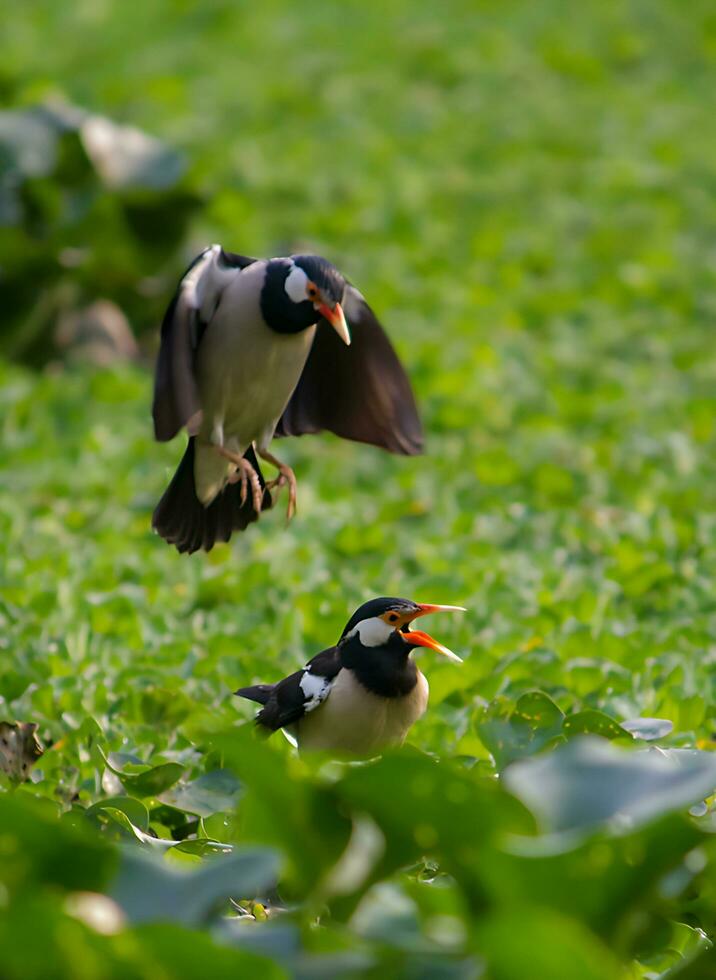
<box><xmin>111</xmin><ymin>846</ymin><xmax>279</xmax><ymax>925</ymax></box>
<box><xmin>98</xmin><ymin>748</ymin><xmax>184</xmax><ymax>798</ymax></box>
<box><xmin>475</xmin><ymin>907</ymin><xmax>624</xmax><ymax>980</ymax></box>
<box><xmin>0</xmin><ymin>794</ymin><xmax>115</xmax><ymax>895</ymax></box>
<box><xmin>87</xmin><ymin>796</ymin><xmax>150</xmax><ymax>832</ymax></box>
<box><xmin>504</xmin><ymin>737</ymin><xmax>716</xmax><ymax>833</ymax></box>
<box><xmin>562</xmin><ymin>710</ymin><xmax>627</xmax><ymax>741</ymax></box>
<box><xmin>159</xmin><ymin>770</ymin><xmax>242</xmax><ymax>817</ymax></box>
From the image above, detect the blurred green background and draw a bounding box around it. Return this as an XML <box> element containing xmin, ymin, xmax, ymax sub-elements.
<box><xmin>3</xmin><ymin>1</ymin><xmax>716</xmax><ymax>977</ymax></box>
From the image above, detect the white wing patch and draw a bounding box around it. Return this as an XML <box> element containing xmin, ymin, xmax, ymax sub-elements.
<box><xmin>299</xmin><ymin>668</ymin><xmax>333</xmax><ymax>713</ymax></box>
<box><xmin>181</xmin><ymin>244</ymin><xmax>238</xmax><ymax>331</ymax></box>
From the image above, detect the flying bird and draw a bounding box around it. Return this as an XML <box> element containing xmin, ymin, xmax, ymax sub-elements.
<box><xmin>235</xmin><ymin>597</ymin><xmax>464</xmax><ymax>755</ymax></box>
<box><xmin>152</xmin><ymin>246</ymin><xmax>423</xmax><ymax>553</ymax></box>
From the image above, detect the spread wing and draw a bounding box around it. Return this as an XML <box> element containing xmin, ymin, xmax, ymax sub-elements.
<box><xmin>236</xmin><ymin>646</ymin><xmax>342</xmax><ymax>731</ymax></box>
<box><xmin>152</xmin><ymin>245</ymin><xmax>256</xmax><ymax>441</ymax></box>
<box><xmin>275</xmin><ymin>285</ymin><xmax>424</xmax><ymax>455</ymax></box>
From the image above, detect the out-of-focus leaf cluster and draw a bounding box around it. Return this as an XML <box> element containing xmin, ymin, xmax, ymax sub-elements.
<box><xmin>3</xmin><ymin>727</ymin><xmax>716</xmax><ymax>979</ymax></box>
<box><xmin>0</xmin><ymin>102</ymin><xmax>199</xmax><ymax>364</ymax></box>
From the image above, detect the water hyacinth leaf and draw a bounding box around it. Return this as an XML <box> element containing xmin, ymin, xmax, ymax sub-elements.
<box><xmin>621</xmin><ymin>718</ymin><xmax>674</xmax><ymax>741</ymax></box>
<box><xmin>513</xmin><ymin>691</ymin><xmax>564</xmax><ymax>732</ymax></box>
<box><xmin>119</xmin><ymin>922</ymin><xmax>287</xmax><ymax>979</ymax></box>
<box><xmin>474</xmin><ymin>907</ymin><xmax>624</xmax><ymax>980</ymax></box>
<box><xmin>159</xmin><ymin>770</ymin><xmax>242</xmax><ymax>817</ymax></box>
<box><xmin>86</xmin><ymin>796</ymin><xmax>150</xmax><ymax>832</ymax></box>
<box><xmin>211</xmin><ymin>732</ymin><xmax>352</xmax><ymax>893</ymax></box>
<box><xmin>477</xmin><ymin>692</ymin><xmax>565</xmax><ymax>767</ymax></box>
<box><xmin>480</xmin><ymin>813</ymin><xmax>703</xmax><ymax>942</ymax></box>
<box><xmin>562</xmin><ymin>710</ymin><xmax>627</xmax><ymax>741</ymax></box>
<box><xmin>338</xmin><ymin>749</ymin><xmax>534</xmax><ymax>896</ymax></box>
<box><xmin>0</xmin><ymin>793</ymin><xmax>114</xmax><ymax>895</ymax></box>
<box><xmin>111</xmin><ymin>845</ymin><xmax>279</xmax><ymax>925</ymax></box>
<box><xmin>121</xmin><ymin>764</ymin><xmax>185</xmax><ymax>797</ymax></box>
<box><xmin>173</xmin><ymin>839</ymin><xmax>233</xmax><ymax>856</ymax></box>
<box><xmin>97</xmin><ymin>747</ymin><xmax>184</xmax><ymax>797</ymax></box>
<box><xmin>504</xmin><ymin>737</ymin><xmax>716</xmax><ymax>833</ymax></box>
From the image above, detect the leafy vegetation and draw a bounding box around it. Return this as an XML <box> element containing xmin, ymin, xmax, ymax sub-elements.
<box><xmin>3</xmin><ymin>0</ymin><xmax>716</xmax><ymax>976</ymax></box>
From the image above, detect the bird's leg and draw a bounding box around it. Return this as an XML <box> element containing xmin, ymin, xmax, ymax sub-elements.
<box><xmin>217</xmin><ymin>446</ymin><xmax>264</xmax><ymax>513</ymax></box>
<box><xmin>257</xmin><ymin>449</ymin><xmax>297</xmax><ymax>521</ymax></box>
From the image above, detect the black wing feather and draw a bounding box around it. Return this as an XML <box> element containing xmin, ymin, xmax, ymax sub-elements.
<box><xmin>275</xmin><ymin>286</ymin><xmax>424</xmax><ymax>455</ymax></box>
<box><xmin>152</xmin><ymin>247</ymin><xmax>256</xmax><ymax>442</ymax></box>
<box><xmin>236</xmin><ymin>647</ymin><xmax>342</xmax><ymax>732</ymax></box>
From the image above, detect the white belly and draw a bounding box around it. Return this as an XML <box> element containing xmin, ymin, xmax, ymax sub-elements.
<box><xmin>192</xmin><ymin>263</ymin><xmax>316</xmax><ymax>503</ymax></box>
<box><xmin>296</xmin><ymin>669</ymin><xmax>429</xmax><ymax>755</ymax></box>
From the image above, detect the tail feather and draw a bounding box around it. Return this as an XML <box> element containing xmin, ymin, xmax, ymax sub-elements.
<box><xmin>152</xmin><ymin>438</ymin><xmax>272</xmax><ymax>554</ymax></box>
<box><xmin>235</xmin><ymin>684</ymin><xmax>274</xmax><ymax>705</ymax></box>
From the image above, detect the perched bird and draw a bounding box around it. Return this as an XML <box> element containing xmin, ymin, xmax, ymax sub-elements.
<box><xmin>235</xmin><ymin>597</ymin><xmax>465</xmax><ymax>755</ymax></box>
<box><xmin>152</xmin><ymin>246</ymin><xmax>423</xmax><ymax>553</ymax></box>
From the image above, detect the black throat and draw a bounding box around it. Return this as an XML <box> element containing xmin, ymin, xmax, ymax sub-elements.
<box><xmin>339</xmin><ymin>632</ymin><xmax>419</xmax><ymax>698</ymax></box>
<box><xmin>260</xmin><ymin>260</ymin><xmax>318</xmax><ymax>335</ymax></box>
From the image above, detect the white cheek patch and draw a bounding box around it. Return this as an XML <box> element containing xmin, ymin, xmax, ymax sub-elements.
<box><xmin>347</xmin><ymin>616</ymin><xmax>395</xmax><ymax>648</ymax></box>
<box><xmin>284</xmin><ymin>263</ymin><xmax>309</xmax><ymax>304</ymax></box>
<box><xmin>299</xmin><ymin>669</ymin><xmax>332</xmax><ymax>712</ymax></box>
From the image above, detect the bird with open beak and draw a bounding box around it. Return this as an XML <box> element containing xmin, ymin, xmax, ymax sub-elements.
<box><xmin>235</xmin><ymin>597</ymin><xmax>465</xmax><ymax>755</ymax></box>
<box><xmin>152</xmin><ymin>246</ymin><xmax>423</xmax><ymax>553</ymax></box>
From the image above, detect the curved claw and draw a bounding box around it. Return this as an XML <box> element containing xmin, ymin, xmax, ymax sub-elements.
<box><xmin>218</xmin><ymin>447</ymin><xmax>264</xmax><ymax>513</ymax></box>
<box><xmin>260</xmin><ymin>452</ymin><xmax>297</xmax><ymax>522</ymax></box>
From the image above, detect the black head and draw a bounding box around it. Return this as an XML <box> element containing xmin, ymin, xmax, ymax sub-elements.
<box><xmin>260</xmin><ymin>254</ymin><xmax>348</xmax><ymax>339</ymax></box>
<box><xmin>340</xmin><ymin>597</ymin><xmax>422</xmax><ymax>639</ymax></box>
<box><xmin>337</xmin><ymin>596</ymin><xmax>464</xmax><ymax>698</ymax></box>
<box><xmin>339</xmin><ymin>596</ymin><xmax>464</xmax><ymax>658</ymax></box>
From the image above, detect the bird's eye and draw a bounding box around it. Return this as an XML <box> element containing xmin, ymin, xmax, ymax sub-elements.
<box><xmin>306</xmin><ymin>283</ymin><xmax>319</xmax><ymax>301</ymax></box>
<box><xmin>387</xmin><ymin>613</ymin><xmax>399</xmax><ymax>624</ymax></box>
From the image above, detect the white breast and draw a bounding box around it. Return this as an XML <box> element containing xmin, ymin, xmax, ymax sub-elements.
<box><xmin>295</xmin><ymin>669</ymin><xmax>429</xmax><ymax>755</ymax></box>
<box><xmin>196</xmin><ymin>261</ymin><xmax>316</xmax><ymax>452</ymax></box>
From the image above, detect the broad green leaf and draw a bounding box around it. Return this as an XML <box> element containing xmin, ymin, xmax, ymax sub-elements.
<box><xmin>562</xmin><ymin>710</ymin><xmax>627</xmax><ymax>741</ymax></box>
<box><xmin>504</xmin><ymin>737</ymin><xmax>716</xmax><ymax>833</ymax></box>
<box><xmin>159</xmin><ymin>770</ymin><xmax>242</xmax><ymax>817</ymax></box>
<box><xmin>474</xmin><ymin>907</ymin><xmax>623</xmax><ymax>980</ymax></box>
<box><xmin>0</xmin><ymin>794</ymin><xmax>114</xmax><ymax>895</ymax></box>
<box><xmin>111</xmin><ymin>845</ymin><xmax>279</xmax><ymax>925</ymax></box>
<box><xmin>98</xmin><ymin>748</ymin><xmax>184</xmax><ymax>798</ymax></box>
<box><xmin>87</xmin><ymin>796</ymin><xmax>150</xmax><ymax>832</ymax></box>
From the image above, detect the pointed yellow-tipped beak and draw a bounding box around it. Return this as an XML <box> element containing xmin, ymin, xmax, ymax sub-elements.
<box><xmin>413</xmin><ymin>603</ymin><xmax>467</xmax><ymax>617</ymax></box>
<box><xmin>317</xmin><ymin>301</ymin><xmax>351</xmax><ymax>345</ymax></box>
<box><xmin>402</xmin><ymin>629</ymin><xmax>463</xmax><ymax>663</ymax></box>
<box><xmin>402</xmin><ymin>602</ymin><xmax>466</xmax><ymax>662</ymax></box>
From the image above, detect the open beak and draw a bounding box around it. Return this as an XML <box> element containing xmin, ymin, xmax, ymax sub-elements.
<box><xmin>317</xmin><ymin>301</ymin><xmax>351</xmax><ymax>345</ymax></box>
<box><xmin>401</xmin><ymin>602</ymin><xmax>466</xmax><ymax>663</ymax></box>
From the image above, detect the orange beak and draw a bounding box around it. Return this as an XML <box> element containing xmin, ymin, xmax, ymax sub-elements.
<box><xmin>317</xmin><ymin>301</ymin><xmax>351</xmax><ymax>345</ymax></box>
<box><xmin>401</xmin><ymin>602</ymin><xmax>466</xmax><ymax>662</ymax></box>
